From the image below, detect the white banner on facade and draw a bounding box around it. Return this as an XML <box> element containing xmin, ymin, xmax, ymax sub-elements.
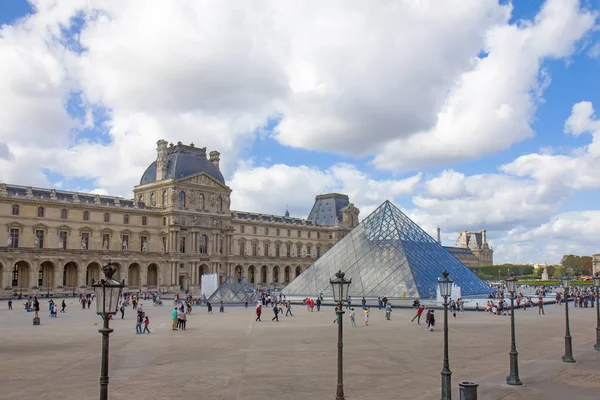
<box><xmin>201</xmin><ymin>273</ymin><xmax>218</xmax><ymax>297</ymax></box>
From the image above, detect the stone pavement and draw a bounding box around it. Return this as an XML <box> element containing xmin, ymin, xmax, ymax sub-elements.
<box><xmin>0</xmin><ymin>299</ymin><xmax>598</xmax><ymax>399</ymax></box>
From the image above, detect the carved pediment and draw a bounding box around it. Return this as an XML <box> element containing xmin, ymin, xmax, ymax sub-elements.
<box><xmin>32</xmin><ymin>223</ymin><xmax>49</xmax><ymax>233</ymax></box>
<box><xmin>177</xmin><ymin>172</ymin><xmax>230</xmax><ymax>190</ymax></box>
<box><xmin>101</xmin><ymin>228</ymin><xmax>114</xmax><ymax>235</ymax></box>
<box><xmin>120</xmin><ymin>229</ymin><xmax>133</xmax><ymax>236</ymax></box>
<box><xmin>79</xmin><ymin>225</ymin><xmax>94</xmax><ymax>234</ymax></box>
<box><xmin>7</xmin><ymin>221</ymin><xmax>24</xmax><ymax>230</ymax></box>
<box><xmin>56</xmin><ymin>225</ymin><xmax>71</xmax><ymax>232</ymax></box>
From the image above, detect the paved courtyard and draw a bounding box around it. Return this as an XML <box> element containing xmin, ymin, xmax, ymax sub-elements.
<box><xmin>0</xmin><ymin>299</ymin><xmax>599</xmax><ymax>400</ymax></box>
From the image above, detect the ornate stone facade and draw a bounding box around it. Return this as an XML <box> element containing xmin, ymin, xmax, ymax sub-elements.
<box><xmin>0</xmin><ymin>141</ymin><xmax>358</xmax><ymax>296</ymax></box>
<box><xmin>444</xmin><ymin>229</ymin><xmax>494</xmax><ymax>267</ymax></box>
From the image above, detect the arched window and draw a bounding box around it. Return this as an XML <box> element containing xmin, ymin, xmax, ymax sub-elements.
<box><xmin>162</xmin><ymin>217</ymin><xmax>167</xmax><ymax>226</ymax></box>
<box><xmin>104</xmin><ymin>213</ymin><xmax>110</xmax><ymax>223</ymax></box>
<box><xmin>150</xmin><ymin>192</ymin><xmax>156</xmax><ymax>206</ymax></box>
<box><xmin>61</xmin><ymin>209</ymin><xmax>68</xmax><ymax>219</ymax></box>
<box><xmin>83</xmin><ymin>211</ymin><xmax>89</xmax><ymax>221</ymax></box>
<box><xmin>142</xmin><ymin>216</ymin><xmax>147</xmax><ymax>226</ymax></box>
<box><xmin>12</xmin><ymin>204</ymin><xmax>19</xmax><ymax>216</ymax></box>
<box><xmin>198</xmin><ymin>193</ymin><xmax>204</xmax><ymax>210</ymax></box>
<box><xmin>199</xmin><ymin>234</ymin><xmax>208</xmax><ymax>254</ymax></box>
<box><xmin>162</xmin><ymin>190</ymin><xmax>168</xmax><ymax>206</ymax></box>
<box><xmin>216</xmin><ymin>195</ymin><xmax>222</xmax><ymax>212</ymax></box>
<box><xmin>178</xmin><ymin>191</ymin><xmax>186</xmax><ymax>208</ymax></box>
<box><xmin>37</xmin><ymin>207</ymin><xmax>45</xmax><ymax>217</ymax></box>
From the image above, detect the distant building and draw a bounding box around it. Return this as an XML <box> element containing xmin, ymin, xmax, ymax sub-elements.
<box><xmin>442</xmin><ymin>229</ymin><xmax>493</xmax><ymax>267</ymax></box>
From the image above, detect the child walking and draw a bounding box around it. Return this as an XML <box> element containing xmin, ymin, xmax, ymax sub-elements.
<box><xmin>143</xmin><ymin>316</ymin><xmax>151</xmax><ymax>334</ymax></box>
<box><xmin>364</xmin><ymin>307</ymin><xmax>370</xmax><ymax>326</ymax></box>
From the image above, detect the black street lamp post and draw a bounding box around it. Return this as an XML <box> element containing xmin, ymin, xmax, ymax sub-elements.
<box><xmin>92</xmin><ymin>262</ymin><xmax>125</xmax><ymax>400</ymax></box>
<box><xmin>593</xmin><ymin>273</ymin><xmax>600</xmax><ymax>351</ymax></box>
<box><xmin>505</xmin><ymin>274</ymin><xmax>522</xmax><ymax>385</ymax></box>
<box><xmin>330</xmin><ymin>270</ymin><xmax>352</xmax><ymax>400</ymax></box>
<box><xmin>561</xmin><ymin>273</ymin><xmax>576</xmax><ymax>363</ymax></box>
<box><xmin>438</xmin><ymin>270</ymin><xmax>453</xmax><ymax>400</ymax></box>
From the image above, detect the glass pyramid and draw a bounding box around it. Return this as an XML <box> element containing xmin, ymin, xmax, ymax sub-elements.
<box><xmin>207</xmin><ymin>276</ymin><xmax>258</xmax><ymax>303</ymax></box>
<box><xmin>282</xmin><ymin>200</ymin><xmax>491</xmax><ymax>299</ymax></box>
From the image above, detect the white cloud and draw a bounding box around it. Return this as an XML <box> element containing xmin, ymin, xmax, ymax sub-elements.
<box><xmin>229</xmin><ymin>163</ymin><xmax>420</xmax><ymax>218</ymax></box>
<box><xmin>373</xmin><ymin>0</ymin><xmax>596</xmax><ymax>170</ymax></box>
<box><xmin>501</xmin><ymin>101</ymin><xmax>600</xmax><ymax>190</ymax></box>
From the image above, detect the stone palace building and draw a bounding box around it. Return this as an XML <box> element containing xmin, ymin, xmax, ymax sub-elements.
<box><xmin>0</xmin><ymin>140</ymin><xmax>360</xmax><ymax>296</ymax></box>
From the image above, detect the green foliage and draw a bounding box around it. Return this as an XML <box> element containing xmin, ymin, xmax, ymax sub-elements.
<box><xmin>469</xmin><ymin>264</ymin><xmax>535</xmax><ymax>280</ymax></box>
<box><xmin>517</xmin><ymin>280</ymin><xmax>593</xmax><ymax>286</ymax></box>
<box><xmin>560</xmin><ymin>254</ymin><xmax>593</xmax><ymax>276</ymax></box>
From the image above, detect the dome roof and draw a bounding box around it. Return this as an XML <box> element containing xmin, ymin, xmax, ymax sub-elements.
<box><xmin>140</xmin><ymin>143</ymin><xmax>225</xmax><ymax>185</ymax></box>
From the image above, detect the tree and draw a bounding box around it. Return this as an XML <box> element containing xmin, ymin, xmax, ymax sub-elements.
<box><xmin>560</xmin><ymin>254</ymin><xmax>593</xmax><ymax>277</ymax></box>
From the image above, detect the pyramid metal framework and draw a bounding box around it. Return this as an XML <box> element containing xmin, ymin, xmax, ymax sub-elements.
<box><xmin>282</xmin><ymin>200</ymin><xmax>491</xmax><ymax>299</ymax></box>
<box><xmin>208</xmin><ymin>276</ymin><xmax>258</xmax><ymax>303</ymax></box>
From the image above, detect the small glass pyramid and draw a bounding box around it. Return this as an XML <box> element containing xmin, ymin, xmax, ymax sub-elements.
<box><xmin>283</xmin><ymin>200</ymin><xmax>491</xmax><ymax>299</ymax></box>
<box><xmin>208</xmin><ymin>276</ymin><xmax>258</xmax><ymax>303</ymax></box>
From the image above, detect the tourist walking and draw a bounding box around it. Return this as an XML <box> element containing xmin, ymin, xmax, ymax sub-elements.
<box><xmin>8</xmin><ymin>299</ymin><xmax>12</xmax><ymax>310</ymax></box>
<box><xmin>538</xmin><ymin>297</ymin><xmax>545</xmax><ymax>315</ymax></box>
<box><xmin>385</xmin><ymin>303</ymin><xmax>392</xmax><ymax>320</ymax></box>
<box><xmin>425</xmin><ymin>309</ymin><xmax>435</xmax><ymax>331</ymax></box>
<box><xmin>207</xmin><ymin>301</ymin><xmax>213</xmax><ymax>314</ymax></box>
<box><xmin>272</xmin><ymin>304</ymin><xmax>280</xmax><ymax>322</ymax></box>
<box><xmin>136</xmin><ymin>312</ymin><xmax>143</xmax><ymax>334</ymax></box>
<box><xmin>285</xmin><ymin>302</ymin><xmax>293</xmax><ymax>317</ymax></box>
<box><xmin>143</xmin><ymin>316</ymin><xmax>150</xmax><ymax>334</ymax></box>
<box><xmin>219</xmin><ymin>300</ymin><xmax>224</xmax><ymax>313</ymax></box>
<box><xmin>364</xmin><ymin>307</ymin><xmax>370</xmax><ymax>326</ymax></box>
<box><xmin>61</xmin><ymin>300</ymin><xmax>66</xmax><ymax>313</ymax></box>
<box><xmin>33</xmin><ymin>298</ymin><xmax>40</xmax><ymax>318</ymax></box>
<box><xmin>349</xmin><ymin>308</ymin><xmax>356</xmax><ymax>327</ymax></box>
<box><xmin>361</xmin><ymin>297</ymin><xmax>367</xmax><ymax>309</ymax></box>
<box><xmin>256</xmin><ymin>304</ymin><xmax>262</xmax><ymax>322</ymax></box>
<box><xmin>172</xmin><ymin>307</ymin><xmax>178</xmax><ymax>330</ymax></box>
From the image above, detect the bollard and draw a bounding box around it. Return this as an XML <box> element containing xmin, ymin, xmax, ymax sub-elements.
<box><xmin>459</xmin><ymin>381</ymin><xmax>478</xmax><ymax>400</ymax></box>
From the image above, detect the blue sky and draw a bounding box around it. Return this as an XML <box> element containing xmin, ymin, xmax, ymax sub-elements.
<box><xmin>1</xmin><ymin>0</ymin><xmax>599</xmax><ymax>263</ymax></box>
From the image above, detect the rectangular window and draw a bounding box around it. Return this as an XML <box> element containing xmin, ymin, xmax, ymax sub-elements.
<box><xmin>9</xmin><ymin>228</ymin><xmax>19</xmax><ymax>248</ymax></box>
<box><xmin>122</xmin><ymin>235</ymin><xmax>129</xmax><ymax>251</ymax></box>
<box><xmin>141</xmin><ymin>236</ymin><xmax>148</xmax><ymax>252</ymax></box>
<box><xmin>297</xmin><ymin>245</ymin><xmax>301</xmax><ymax>257</ymax></box>
<box><xmin>329</xmin><ymin>233</ymin><xmax>333</xmax><ymax>240</ymax></box>
<box><xmin>59</xmin><ymin>231</ymin><xmax>67</xmax><ymax>249</ymax></box>
<box><xmin>102</xmin><ymin>234</ymin><xmax>110</xmax><ymax>250</ymax></box>
<box><xmin>61</xmin><ymin>209</ymin><xmax>68</xmax><ymax>219</ymax></box>
<box><xmin>286</xmin><ymin>244</ymin><xmax>291</xmax><ymax>257</ymax></box>
<box><xmin>317</xmin><ymin>247</ymin><xmax>321</xmax><ymax>259</ymax></box>
<box><xmin>241</xmin><ymin>225</ymin><xmax>245</xmax><ymax>233</ymax></box>
<box><xmin>297</xmin><ymin>230</ymin><xmax>301</xmax><ymax>237</ymax></box>
<box><xmin>308</xmin><ymin>231</ymin><xmax>311</xmax><ymax>239</ymax></box>
<box><xmin>287</xmin><ymin>229</ymin><xmax>291</xmax><ymax>237</ymax></box>
<box><xmin>252</xmin><ymin>242</ymin><xmax>257</xmax><ymax>256</ymax></box>
<box><xmin>12</xmin><ymin>205</ymin><xmax>19</xmax><ymax>216</ymax></box>
<box><xmin>142</xmin><ymin>216</ymin><xmax>147</xmax><ymax>226</ymax></box>
<box><xmin>104</xmin><ymin>213</ymin><xmax>110</xmax><ymax>223</ymax></box>
<box><xmin>317</xmin><ymin>232</ymin><xmax>321</xmax><ymax>239</ymax></box>
<box><xmin>35</xmin><ymin>230</ymin><xmax>44</xmax><ymax>248</ymax></box>
<box><xmin>307</xmin><ymin>246</ymin><xmax>311</xmax><ymax>256</ymax></box>
<box><xmin>275</xmin><ymin>244</ymin><xmax>280</xmax><ymax>257</ymax></box>
<box><xmin>239</xmin><ymin>241</ymin><xmax>245</xmax><ymax>256</ymax></box>
<box><xmin>265</xmin><ymin>227</ymin><xmax>269</xmax><ymax>235</ymax></box>
<box><xmin>179</xmin><ymin>236</ymin><xmax>186</xmax><ymax>253</ymax></box>
<box><xmin>264</xmin><ymin>243</ymin><xmax>269</xmax><ymax>256</ymax></box>
<box><xmin>276</xmin><ymin>228</ymin><xmax>280</xmax><ymax>236</ymax></box>
<box><xmin>124</xmin><ymin>215</ymin><xmax>129</xmax><ymax>224</ymax></box>
<box><xmin>81</xmin><ymin>232</ymin><xmax>89</xmax><ymax>250</ymax></box>
<box><xmin>253</xmin><ymin>226</ymin><xmax>257</xmax><ymax>234</ymax></box>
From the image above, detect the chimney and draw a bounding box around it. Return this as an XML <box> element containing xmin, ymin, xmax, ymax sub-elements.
<box><xmin>482</xmin><ymin>229</ymin><xmax>487</xmax><ymax>244</ymax></box>
<box><xmin>437</xmin><ymin>227</ymin><xmax>441</xmax><ymax>244</ymax></box>
<box><xmin>156</xmin><ymin>139</ymin><xmax>168</xmax><ymax>181</ymax></box>
<box><xmin>209</xmin><ymin>150</ymin><xmax>220</xmax><ymax>169</ymax></box>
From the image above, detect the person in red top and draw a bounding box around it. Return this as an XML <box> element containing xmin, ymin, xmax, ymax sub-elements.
<box><xmin>256</xmin><ymin>304</ymin><xmax>262</xmax><ymax>322</ymax></box>
<box><xmin>411</xmin><ymin>304</ymin><xmax>425</xmax><ymax>324</ymax></box>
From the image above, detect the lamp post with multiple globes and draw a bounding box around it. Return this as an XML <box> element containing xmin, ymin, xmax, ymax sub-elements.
<box><xmin>438</xmin><ymin>270</ymin><xmax>453</xmax><ymax>400</ymax></box>
<box><xmin>505</xmin><ymin>273</ymin><xmax>522</xmax><ymax>385</ymax></box>
<box><xmin>92</xmin><ymin>262</ymin><xmax>125</xmax><ymax>400</ymax></box>
<box><xmin>593</xmin><ymin>273</ymin><xmax>600</xmax><ymax>351</ymax></box>
<box><xmin>561</xmin><ymin>273</ymin><xmax>576</xmax><ymax>363</ymax></box>
<box><xmin>330</xmin><ymin>270</ymin><xmax>352</xmax><ymax>400</ymax></box>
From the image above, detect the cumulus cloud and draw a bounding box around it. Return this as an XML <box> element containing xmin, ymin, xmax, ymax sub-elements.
<box><xmin>373</xmin><ymin>0</ymin><xmax>596</xmax><ymax>170</ymax></box>
<box><xmin>501</xmin><ymin>101</ymin><xmax>600</xmax><ymax>190</ymax></box>
<box><xmin>229</xmin><ymin>163</ymin><xmax>420</xmax><ymax>218</ymax></box>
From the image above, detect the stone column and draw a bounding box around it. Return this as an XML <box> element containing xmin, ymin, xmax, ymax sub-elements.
<box><xmin>55</xmin><ymin>261</ymin><xmax>64</xmax><ymax>288</ymax></box>
<box><xmin>30</xmin><ymin>260</ymin><xmax>39</xmax><ymax>290</ymax></box>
